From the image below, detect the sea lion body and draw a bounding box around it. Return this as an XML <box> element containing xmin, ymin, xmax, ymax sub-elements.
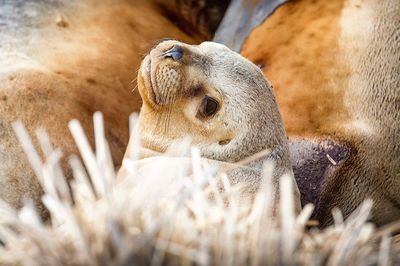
<box><xmin>238</xmin><ymin>0</ymin><xmax>399</xmax><ymax>225</ymax></box>
<box><xmin>314</xmin><ymin>0</ymin><xmax>400</xmax><ymax>225</ymax></box>
<box><xmin>0</xmin><ymin>0</ymin><xmax>227</xmax><ymax>214</ymax></box>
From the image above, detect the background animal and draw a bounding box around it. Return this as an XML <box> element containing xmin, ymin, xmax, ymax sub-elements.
<box><xmin>226</xmin><ymin>0</ymin><xmax>399</xmax><ymax>225</ymax></box>
<box><xmin>0</xmin><ymin>0</ymin><xmax>228</xmax><ymax>215</ymax></box>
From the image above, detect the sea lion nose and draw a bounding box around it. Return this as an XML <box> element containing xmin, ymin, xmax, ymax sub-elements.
<box><xmin>161</xmin><ymin>45</ymin><xmax>183</xmax><ymax>61</ymax></box>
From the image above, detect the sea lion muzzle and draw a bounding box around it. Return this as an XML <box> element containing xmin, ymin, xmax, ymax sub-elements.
<box><xmin>140</xmin><ymin>41</ymin><xmax>188</xmax><ymax>106</ymax></box>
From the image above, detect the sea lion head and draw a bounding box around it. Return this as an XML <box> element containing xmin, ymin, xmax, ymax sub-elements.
<box><xmin>137</xmin><ymin>40</ymin><xmax>288</xmax><ymax>163</ymax></box>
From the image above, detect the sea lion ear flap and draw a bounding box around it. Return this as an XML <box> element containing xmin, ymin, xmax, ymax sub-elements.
<box><xmin>288</xmin><ymin>138</ymin><xmax>351</xmax><ymax>207</ymax></box>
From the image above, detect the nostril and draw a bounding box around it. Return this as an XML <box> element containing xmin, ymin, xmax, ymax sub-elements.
<box><xmin>162</xmin><ymin>45</ymin><xmax>183</xmax><ymax>61</ymax></box>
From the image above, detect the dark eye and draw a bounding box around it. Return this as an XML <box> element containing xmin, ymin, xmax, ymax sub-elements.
<box><xmin>201</xmin><ymin>96</ymin><xmax>219</xmax><ymax>117</ymax></box>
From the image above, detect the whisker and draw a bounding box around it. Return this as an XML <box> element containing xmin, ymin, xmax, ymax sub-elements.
<box><xmin>163</xmin><ymin>88</ymin><xmax>177</xmax><ymax>135</ymax></box>
<box><xmin>130</xmin><ymin>77</ymin><xmax>138</xmax><ymax>85</ymax></box>
<box><xmin>165</xmin><ymin>106</ymin><xmax>172</xmax><ymax>134</ymax></box>
<box><xmin>131</xmin><ymin>83</ymin><xmax>139</xmax><ymax>93</ymax></box>
<box><xmin>154</xmin><ymin>109</ymin><xmax>164</xmax><ymax>135</ymax></box>
<box><xmin>166</xmin><ymin>96</ymin><xmax>176</xmax><ymax>133</ymax></box>
<box><xmin>163</xmin><ymin>107</ymin><xmax>170</xmax><ymax>135</ymax></box>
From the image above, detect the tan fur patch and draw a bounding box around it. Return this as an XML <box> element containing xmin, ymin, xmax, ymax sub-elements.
<box><xmin>241</xmin><ymin>0</ymin><xmax>350</xmax><ymax>136</ymax></box>
<box><xmin>0</xmin><ymin>0</ymin><xmax>197</xmax><ymax>216</ymax></box>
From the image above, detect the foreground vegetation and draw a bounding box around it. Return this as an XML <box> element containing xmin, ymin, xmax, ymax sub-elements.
<box><xmin>0</xmin><ymin>112</ymin><xmax>399</xmax><ymax>265</ymax></box>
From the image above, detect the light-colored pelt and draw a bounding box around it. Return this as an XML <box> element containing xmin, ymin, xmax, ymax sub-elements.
<box><xmin>124</xmin><ymin>40</ymin><xmax>300</xmax><ymax>209</ymax></box>
<box><xmin>0</xmin><ymin>116</ymin><xmax>399</xmax><ymax>265</ymax></box>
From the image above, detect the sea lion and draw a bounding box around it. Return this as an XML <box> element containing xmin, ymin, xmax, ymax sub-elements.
<box><xmin>224</xmin><ymin>0</ymin><xmax>399</xmax><ymax>226</ymax></box>
<box><xmin>313</xmin><ymin>0</ymin><xmax>400</xmax><ymax>226</ymax></box>
<box><xmin>0</xmin><ymin>0</ymin><xmax>228</xmax><ymax>215</ymax></box>
<box><xmin>121</xmin><ymin>40</ymin><xmax>301</xmax><ymax>210</ymax></box>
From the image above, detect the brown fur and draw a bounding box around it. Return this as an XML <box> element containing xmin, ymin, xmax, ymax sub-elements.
<box><xmin>315</xmin><ymin>0</ymin><xmax>400</xmax><ymax>226</ymax></box>
<box><xmin>241</xmin><ymin>0</ymin><xmax>399</xmax><ymax>225</ymax></box>
<box><xmin>0</xmin><ymin>0</ymin><xmax>229</xmax><ymax>215</ymax></box>
<box><xmin>241</xmin><ymin>0</ymin><xmax>349</xmax><ymax>136</ymax></box>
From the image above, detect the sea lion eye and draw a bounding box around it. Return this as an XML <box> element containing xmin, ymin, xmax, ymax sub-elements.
<box><xmin>201</xmin><ymin>96</ymin><xmax>219</xmax><ymax>117</ymax></box>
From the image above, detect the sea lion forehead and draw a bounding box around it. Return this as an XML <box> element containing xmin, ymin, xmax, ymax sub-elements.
<box><xmin>198</xmin><ymin>41</ymin><xmax>231</xmax><ymax>53</ymax></box>
<box><xmin>198</xmin><ymin>42</ymin><xmax>262</xmax><ymax>74</ymax></box>
<box><xmin>197</xmin><ymin>42</ymin><xmax>243</xmax><ymax>63</ymax></box>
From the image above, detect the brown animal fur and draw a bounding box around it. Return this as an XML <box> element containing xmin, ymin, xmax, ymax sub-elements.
<box><xmin>241</xmin><ymin>0</ymin><xmax>349</xmax><ymax>136</ymax></box>
<box><xmin>241</xmin><ymin>0</ymin><xmax>399</xmax><ymax>225</ymax></box>
<box><xmin>0</xmin><ymin>0</ymin><xmax>228</xmax><ymax>216</ymax></box>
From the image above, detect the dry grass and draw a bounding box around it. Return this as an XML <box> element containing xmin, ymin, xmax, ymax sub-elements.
<box><xmin>0</xmin><ymin>112</ymin><xmax>399</xmax><ymax>266</ymax></box>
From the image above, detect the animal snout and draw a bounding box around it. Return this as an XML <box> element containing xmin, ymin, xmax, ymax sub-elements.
<box><xmin>161</xmin><ymin>45</ymin><xmax>183</xmax><ymax>61</ymax></box>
